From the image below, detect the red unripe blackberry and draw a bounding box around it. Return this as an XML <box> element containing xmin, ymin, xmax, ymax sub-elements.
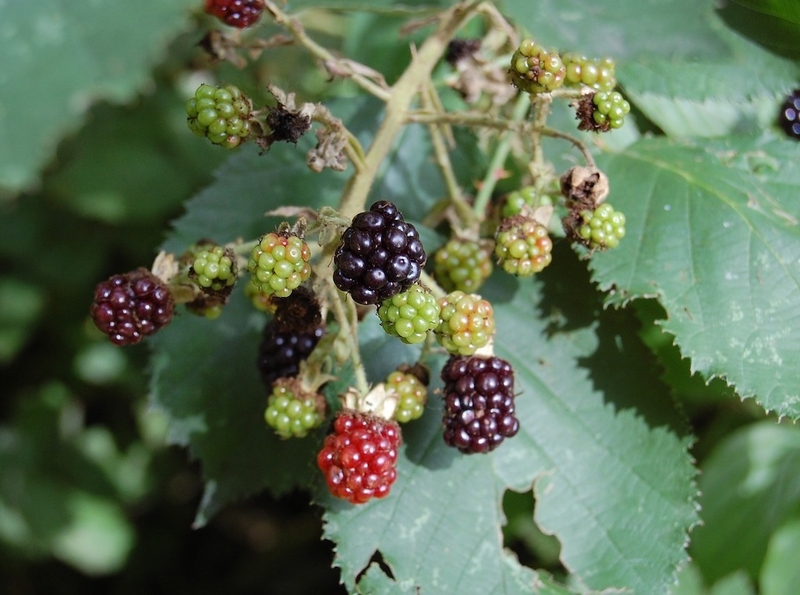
<box><xmin>257</xmin><ymin>320</ymin><xmax>324</xmax><ymax>387</ymax></box>
<box><xmin>778</xmin><ymin>89</ymin><xmax>800</xmax><ymax>139</ymax></box>
<box><xmin>204</xmin><ymin>0</ymin><xmax>264</xmax><ymax>29</ymax></box>
<box><xmin>333</xmin><ymin>201</ymin><xmax>427</xmax><ymax>305</ymax></box>
<box><xmin>317</xmin><ymin>411</ymin><xmax>401</xmax><ymax>504</ymax></box>
<box><xmin>440</xmin><ymin>355</ymin><xmax>519</xmax><ymax>454</ymax></box>
<box><xmin>90</xmin><ymin>269</ymin><xmax>174</xmax><ymax>346</ymax></box>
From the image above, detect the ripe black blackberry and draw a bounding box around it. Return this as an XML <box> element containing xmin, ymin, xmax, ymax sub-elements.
<box><xmin>440</xmin><ymin>355</ymin><xmax>519</xmax><ymax>454</ymax></box>
<box><xmin>90</xmin><ymin>269</ymin><xmax>174</xmax><ymax>346</ymax></box>
<box><xmin>333</xmin><ymin>201</ymin><xmax>427</xmax><ymax>305</ymax></box>
<box><xmin>257</xmin><ymin>320</ymin><xmax>324</xmax><ymax>388</ymax></box>
<box><xmin>778</xmin><ymin>89</ymin><xmax>800</xmax><ymax>139</ymax></box>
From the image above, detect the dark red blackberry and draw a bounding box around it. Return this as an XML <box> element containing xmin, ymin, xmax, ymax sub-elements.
<box><xmin>440</xmin><ymin>355</ymin><xmax>519</xmax><ymax>454</ymax></box>
<box><xmin>90</xmin><ymin>269</ymin><xmax>174</xmax><ymax>346</ymax></box>
<box><xmin>333</xmin><ymin>201</ymin><xmax>427</xmax><ymax>306</ymax></box>
<box><xmin>257</xmin><ymin>320</ymin><xmax>324</xmax><ymax>387</ymax></box>
<box><xmin>204</xmin><ymin>0</ymin><xmax>264</xmax><ymax>29</ymax></box>
<box><xmin>778</xmin><ymin>88</ymin><xmax>800</xmax><ymax>139</ymax></box>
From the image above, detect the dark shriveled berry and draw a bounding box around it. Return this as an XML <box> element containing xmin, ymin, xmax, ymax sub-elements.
<box><xmin>334</xmin><ymin>201</ymin><xmax>427</xmax><ymax>305</ymax></box>
<box><xmin>90</xmin><ymin>269</ymin><xmax>174</xmax><ymax>346</ymax></box>
<box><xmin>257</xmin><ymin>320</ymin><xmax>324</xmax><ymax>387</ymax></box>
<box><xmin>440</xmin><ymin>355</ymin><xmax>519</xmax><ymax>454</ymax></box>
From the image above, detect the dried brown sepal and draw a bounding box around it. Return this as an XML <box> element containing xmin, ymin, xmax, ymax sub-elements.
<box><xmin>445</xmin><ymin>38</ymin><xmax>482</xmax><ymax>65</ymax></box>
<box><xmin>560</xmin><ymin>165</ymin><xmax>609</xmax><ymax>210</ymax></box>
<box><xmin>307</xmin><ymin>125</ymin><xmax>349</xmax><ymax>172</ymax></box>
<box><xmin>575</xmin><ymin>93</ymin><xmax>609</xmax><ymax>133</ymax></box>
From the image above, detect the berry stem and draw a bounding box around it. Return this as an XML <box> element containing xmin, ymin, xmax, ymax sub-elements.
<box><xmin>336</xmin><ymin>0</ymin><xmax>482</xmax><ymax>220</ymax></box>
<box><xmin>264</xmin><ymin>1</ymin><xmax>392</xmax><ymax>102</ymax></box>
<box><xmin>419</xmin><ymin>269</ymin><xmax>447</xmax><ymax>300</ymax></box>
<box><xmin>325</xmin><ymin>277</ymin><xmax>370</xmax><ymax>396</ymax></box>
<box><xmin>420</xmin><ymin>81</ymin><xmax>477</xmax><ymax>228</ymax></box>
<box><xmin>472</xmin><ymin>92</ymin><xmax>531</xmax><ymax>219</ymax></box>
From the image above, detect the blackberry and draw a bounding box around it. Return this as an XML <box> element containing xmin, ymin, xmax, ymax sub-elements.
<box><xmin>564</xmin><ymin>203</ymin><xmax>626</xmax><ymax>250</ymax></box>
<box><xmin>264</xmin><ymin>378</ymin><xmax>325</xmax><ymax>439</ymax></box>
<box><xmin>257</xmin><ymin>320</ymin><xmax>324</xmax><ymax>387</ymax></box>
<box><xmin>204</xmin><ymin>0</ymin><xmax>264</xmax><ymax>28</ymax></box>
<box><xmin>440</xmin><ymin>355</ymin><xmax>519</xmax><ymax>454</ymax></box>
<box><xmin>333</xmin><ymin>201</ymin><xmax>427</xmax><ymax>305</ymax></box>
<box><xmin>248</xmin><ymin>232</ymin><xmax>312</xmax><ymax>298</ymax></box>
<box><xmin>778</xmin><ymin>89</ymin><xmax>800</xmax><ymax>139</ymax></box>
<box><xmin>576</xmin><ymin>91</ymin><xmax>630</xmax><ymax>133</ymax></box>
<box><xmin>562</xmin><ymin>53</ymin><xmax>617</xmax><ymax>92</ymax></box>
<box><xmin>190</xmin><ymin>244</ymin><xmax>237</xmax><ymax>292</ymax></box>
<box><xmin>501</xmin><ymin>187</ymin><xmax>553</xmax><ymax>219</ymax></box>
<box><xmin>494</xmin><ymin>216</ymin><xmax>553</xmax><ymax>276</ymax></box>
<box><xmin>432</xmin><ymin>238</ymin><xmax>493</xmax><ymax>293</ymax></box>
<box><xmin>509</xmin><ymin>39</ymin><xmax>566</xmax><ymax>94</ymax></box>
<box><xmin>90</xmin><ymin>269</ymin><xmax>174</xmax><ymax>346</ymax></box>
<box><xmin>186</xmin><ymin>83</ymin><xmax>252</xmax><ymax>148</ymax></box>
<box><xmin>377</xmin><ymin>284</ymin><xmax>440</xmax><ymax>345</ymax></box>
<box><xmin>386</xmin><ymin>369</ymin><xmax>428</xmax><ymax>423</ymax></box>
<box><xmin>317</xmin><ymin>410</ymin><xmax>401</xmax><ymax>504</ymax></box>
<box><xmin>436</xmin><ymin>291</ymin><xmax>495</xmax><ymax>356</ymax></box>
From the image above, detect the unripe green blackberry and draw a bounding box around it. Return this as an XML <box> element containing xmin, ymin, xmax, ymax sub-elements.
<box><xmin>576</xmin><ymin>91</ymin><xmax>630</xmax><ymax>133</ymax></box>
<box><xmin>248</xmin><ymin>232</ymin><xmax>312</xmax><ymax>298</ymax></box>
<box><xmin>186</xmin><ymin>83</ymin><xmax>252</xmax><ymax>149</ymax></box>
<box><xmin>502</xmin><ymin>187</ymin><xmax>554</xmax><ymax>219</ymax></box>
<box><xmin>264</xmin><ymin>378</ymin><xmax>325</xmax><ymax>439</ymax></box>
<box><xmin>190</xmin><ymin>244</ymin><xmax>237</xmax><ymax>292</ymax></box>
<box><xmin>386</xmin><ymin>370</ymin><xmax>428</xmax><ymax>423</ymax></box>
<box><xmin>377</xmin><ymin>284</ymin><xmax>440</xmax><ymax>345</ymax></box>
<box><xmin>244</xmin><ymin>281</ymin><xmax>279</xmax><ymax>313</ymax></box>
<box><xmin>436</xmin><ymin>291</ymin><xmax>495</xmax><ymax>356</ymax></box>
<box><xmin>576</xmin><ymin>203</ymin><xmax>626</xmax><ymax>250</ymax></box>
<box><xmin>433</xmin><ymin>238</ymin><xmax>493</xmax><ymax>293</ymax></box>
<box><xmin>494</xmin><ymin>216</ymin><xmax>553</xmax><ymax>276</ymax></box>
<box><xmin>509</xmin><ymin>39</ymin><xmax>566</xmax><ymax>94</ymax></box>
<box><xmin>562</xmin><ymin>53</ymin><xmax>617</xmax><ymax>92</ymax></box>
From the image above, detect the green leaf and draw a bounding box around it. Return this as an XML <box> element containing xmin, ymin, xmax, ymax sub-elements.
<box><xmin>0</xmin><ymin>0</ymin><xmax>196</xmax><ymax>193</ymax></box>
<box><xmin>0</xmin><ymin>278</ymin><xmax>45</xmax><ymax>364</ymax></box>
<box><xmin>689</xmin><ymin>422</ymin><xmax>800</xmax><ymax>584</ymax></box>
<box><xmin>717</xmin><ymin>0</ymin><xmax>800</xmax><ymax>59</ymax></box>
<box><xmin>590</xmin><ymin>135</ymin><xmax>800</xmax><ymax>418</ymax></box>
<box><xmin>502</xmin><ymin>0</ymin><xmax>728</xmax><ymax>59</ymax></box>
<box><xmin>321</xmin><ymin>273</ymin><xmax>697</xmax><ymax>594</ymax></box>
<box><xmin>759</xmin><ymin>517</ymin><xmax>800</xmax><ymax>595</ymax></box>
<box><xmin>618</xmin><ymin>23</ymin><xmax>799</xmax><ymax>137</ymax></box>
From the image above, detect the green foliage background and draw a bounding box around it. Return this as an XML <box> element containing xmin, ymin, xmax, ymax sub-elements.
<box><xmin>2</xmin><ymin>0</ymin><xmax>800</xmax><ymax>594</ymax></box>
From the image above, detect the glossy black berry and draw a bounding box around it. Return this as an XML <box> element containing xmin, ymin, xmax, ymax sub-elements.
<box><xmin>778</xmin><ymin>89</ymin><xmax>800</xmax><ymax>139</ymax></box>
<box><xmin>90</xmin><ymin>269</ymin><xmax>174</xmax><ymax>346</ymax></box>
<box><xmin>256</xmin><ymin>320</ymin><xmax>325</xmax><ymax>388</ymax></box>
<box><xmin>440</xmin><ymin>355</ymin><xmax>519</xmax><ymax>454</ymax></box>
<box><xmin>333</xmin><ymin>201</ymin><xmax>427</xmax><ymax>305</ymax></box>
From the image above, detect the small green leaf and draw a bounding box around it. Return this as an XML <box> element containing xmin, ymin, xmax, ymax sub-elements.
<box><xmin>759</xmin><ymin>517</ymin><xmax>800</xmax><ymax>595</ymax></box>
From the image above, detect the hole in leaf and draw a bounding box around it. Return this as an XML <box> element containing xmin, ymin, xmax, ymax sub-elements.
<box><xmin>355</xmin><ymin>549</ymin><xmax>396</xmax><ymax>583</ymax></box>
<box><xmin>502</xmin><ymin>489</ymin><xmax>565</xmax><ymax>578</ymax></box>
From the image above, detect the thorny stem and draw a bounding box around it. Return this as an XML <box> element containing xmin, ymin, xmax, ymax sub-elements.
<box><xmin>326</xmin><ymin>278</ymin><xmax>370</xmax><ymax>396</ymax></box>
<box><xmin>264</xmin><ymin>1</ymin><xmax>392</xmax><ymax>102</ymax></box>
<box><xmin>420</xmin><ymin>82</ymin><xmax>477</xmax><ymax>228</ymax></box>
<box><xmin>472</xmin><ymin>92</ymin><xmax>530</xmax><ymax>218</ymax></box>
<box><xmin>337</xmin><ymin>0</ymin><xmax>483</xmax><ymax>220</ymax></box>
<box><xmin>405</xmin><ymin>109</ymin><xmax>597</xmax><ymax>169</ymax></box>
<box><xmin>419</xmin><ymin>270</ymin><xmax>447</xmax><ymax>300</ymax></box>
